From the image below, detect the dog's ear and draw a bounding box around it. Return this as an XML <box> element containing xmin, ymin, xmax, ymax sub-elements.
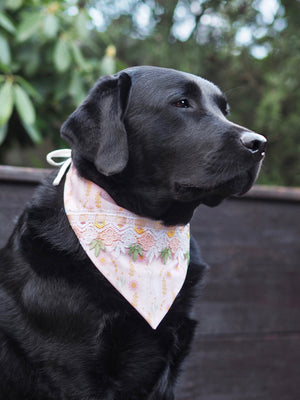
<box><xmin>61</xmin><ymin>72</ymin><xmax>132</xmax><ymax>176</ymax></box>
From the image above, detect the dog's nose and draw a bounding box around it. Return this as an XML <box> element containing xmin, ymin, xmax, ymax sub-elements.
<box><xmin>240</xmin><ymin>131</ymin><xmax>267</xmax><ymax>159</ymax></box>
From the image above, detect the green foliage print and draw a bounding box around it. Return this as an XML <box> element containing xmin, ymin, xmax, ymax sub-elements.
<box><xmin>160</xmin><ymin>248</ymin><xmax>172</xmax><ymax>265</ymax></box>
<box><xmin>89</xmin><ymin>239</ymin><xmax>105</xmax><ymax>257</ymax></box>
<box><xmin>128</xmin><ymin>244</ymin><xmax>143</xmax><ymax>262</ymax></box>
<box><xmin>185</xmin><ymin>251</ymin><xmax>190</xmax><ymax>265</ymax></box>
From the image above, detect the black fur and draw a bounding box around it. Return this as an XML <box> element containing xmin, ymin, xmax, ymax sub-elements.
<box><xmin>0</xmin><ymin>66</ymin><xmax>266</xmax><ymax>399</ymax></box>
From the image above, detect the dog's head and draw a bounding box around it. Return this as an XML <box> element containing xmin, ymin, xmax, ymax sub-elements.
<box><xmin>61</xmin><ymin>66</ymin><xmax>266</xmax><ymax>224</ymax></box>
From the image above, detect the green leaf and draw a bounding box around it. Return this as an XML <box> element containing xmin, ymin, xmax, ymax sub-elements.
<box><xmin>160</xmin><ymin>248</ymin><xmax>172</xmax><ymax>265</ymax></box>
<box><xmin>0</xmin><ymin>80</ymin><xmax>13</xmax><ymax>126</ymax></box>
<box><xmin>128</xmin><ymin>244</ymin><xmax>143</xmax><ymax>261</ymax></box>
<box><xmin>13</xmin><ymin>84</ymin><xmax>36</xmax><ymax>125</ymax></box>
<box><xmin>0</xmin><ymin>123</ymin><xmax>8</xmax><ymax>145</ymax></box>
<box><xmin>15</xmin><ymin>76</ymin><xmax>41</xmax><ymax>101</ymax></box>
<box><xmin>0</xmin><ymin>64</ymin><xmax>10</xmax><ymax>74</ymax></box>
<box><xmin>54</xmin><ymin>39</ymin><xmax>71</xmax><ymax>72</ymax></box>
<box><xmin>21</xmin><ymin>121</ymin><xmax>42</xmax><ymax>144</ymax></box>
<box><xmin>128</xmin><ymin>246</ymin><xmax>133</xmax><ymax>254</ymax></box>
<box><xmin>0</xmin><ymin>12</ymin><xmax>16</xmax><ymax>34</ymax></box>
<box><xmin>132</xmin><ymin>250</ymin><xmax>138</xmax><ymax>262</ymax></box>
<box><xmin>185</xmin><ymin>251</ymin><xmax>190</xmax><ymax>264</ymax></box>
<box><xmin>17</xmin><ymin>13</ymin><xmax>40</xmax><ymax>42</ymax></box>
<box><xmin>90</xmin><ymin>239</ymin><xmax>105</xmax><ymax>256</ymax></box>
<box><xmin>94</xmin><ymin>243</ymin><xmax>100</xmax><ymax>257</ymax></box>
<box><xmin>70</xmin><ymin>42</ymin><xmax>89</xmax><ymax>71</ymax></box>
<box><xmin>75</xmin><ymin>11</ymin><xmax>88</xmax><ymax>39</ymax></box>
<box><xmin>89</xmin><ymin>240</ymin><xmax>97</xmax><ymax>250</ymax></box>
<box><xmin>0</xmin><ymin>35</ymin><xmax>11</xmax><ymax>66</ymax></box>
<box><xmin>5</xmin><ymin>0</ymin><xmax>23</xmax><ymax>11</ymax></box>
<box><xmin>43</xmin><ymin>14</ymin><xmax>59</xmax><ymax>38</ymax></box>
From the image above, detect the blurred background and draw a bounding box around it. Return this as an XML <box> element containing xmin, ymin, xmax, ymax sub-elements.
<box><xmin>0</xmin><ymin>0</ymin><xmax>299</xmax><ymax>187</ymax></box>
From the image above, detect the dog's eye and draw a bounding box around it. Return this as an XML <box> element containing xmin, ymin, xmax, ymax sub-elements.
<box><xmin>217</xmin><ymin>96</ymin><xmax>230</xmax><ymax>116</ymax></box>
<box><xmin>173</xmin><ymin>99</ymin><xmax>190</xmax><ymax>108</ymax></box>
<box><xmin>222</xmin><ymin>104</ymin><xmax>230</xmax><ymax>116</ymax></box>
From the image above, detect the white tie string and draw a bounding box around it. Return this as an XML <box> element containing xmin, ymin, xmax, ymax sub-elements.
<box><xmin>46</xmin><ymin>149</ymin><xmax>72</xmax><ymax>186</ymax></box>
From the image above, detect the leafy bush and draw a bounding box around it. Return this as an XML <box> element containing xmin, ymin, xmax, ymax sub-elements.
<box><xmin>0</xmin><ymin>0</ymin><xmax>116</xmax><ymax>161</ymax></box>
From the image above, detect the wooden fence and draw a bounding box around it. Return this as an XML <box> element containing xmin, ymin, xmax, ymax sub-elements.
<box><xmin>1</xmin><ymin>166</ymin><xmax>300</xmax><ymax>400</ymax></box>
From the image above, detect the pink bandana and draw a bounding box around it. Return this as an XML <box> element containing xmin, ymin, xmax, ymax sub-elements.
<box><xmin>63</xmin><ymin>164</ymin><xmax>190</xmax><ymax>329</ymax></box>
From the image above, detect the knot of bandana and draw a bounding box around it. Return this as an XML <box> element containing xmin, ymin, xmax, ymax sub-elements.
<box><xmin>46</xmin><ymin>149</ymin><xmax>72</xmax><ymax>186</ymax></box>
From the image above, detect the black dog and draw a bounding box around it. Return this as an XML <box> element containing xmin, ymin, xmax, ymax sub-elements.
<box><xmin>0</xmin><ymin>66</ymin><xmax>266</xmax><ymax>399</ymax></box>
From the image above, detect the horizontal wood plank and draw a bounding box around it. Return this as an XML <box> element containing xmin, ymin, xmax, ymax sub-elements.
<box><xmin>0</xmin><ymin>165</ymin><xmax>53</xmax><ymax>183</ymax></box>
<box><xmin>244</xmin><ymin>184</ymin><xmax>300</xmax><ymax>202</ymax></box>
<box><xmin>1</xmin><ymin>165</ymin><xmax>300</xmax><ymax>200</ymax></box>
<box><xmin>177</xmin><ymin>334</ymin><xmax>300</xmax><ymax>400</ymax></box>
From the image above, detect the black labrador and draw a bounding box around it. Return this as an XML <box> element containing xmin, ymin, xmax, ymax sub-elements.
<box><xmin>0</xmin><ymin>66</ymin><xmax>266</xmax><ymax>399</ymax></box>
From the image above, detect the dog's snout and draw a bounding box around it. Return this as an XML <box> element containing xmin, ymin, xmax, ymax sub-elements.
<box><xmin>240</xmin><ymin>131</ymin><xmax>267</xmax><ymax>159</ymax></box>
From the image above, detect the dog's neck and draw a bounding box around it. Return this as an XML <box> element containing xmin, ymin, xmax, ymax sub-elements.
<box><xmin>72</xmin><ymin>154</ymin><xmax>200</xmax><ymax>226</ymax></box>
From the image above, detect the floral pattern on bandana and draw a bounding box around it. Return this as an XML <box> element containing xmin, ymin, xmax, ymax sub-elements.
<box><xmin>64</xmin><ymin>164</ymin><xmax>190</xmax><ymax>329</ymax></box>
